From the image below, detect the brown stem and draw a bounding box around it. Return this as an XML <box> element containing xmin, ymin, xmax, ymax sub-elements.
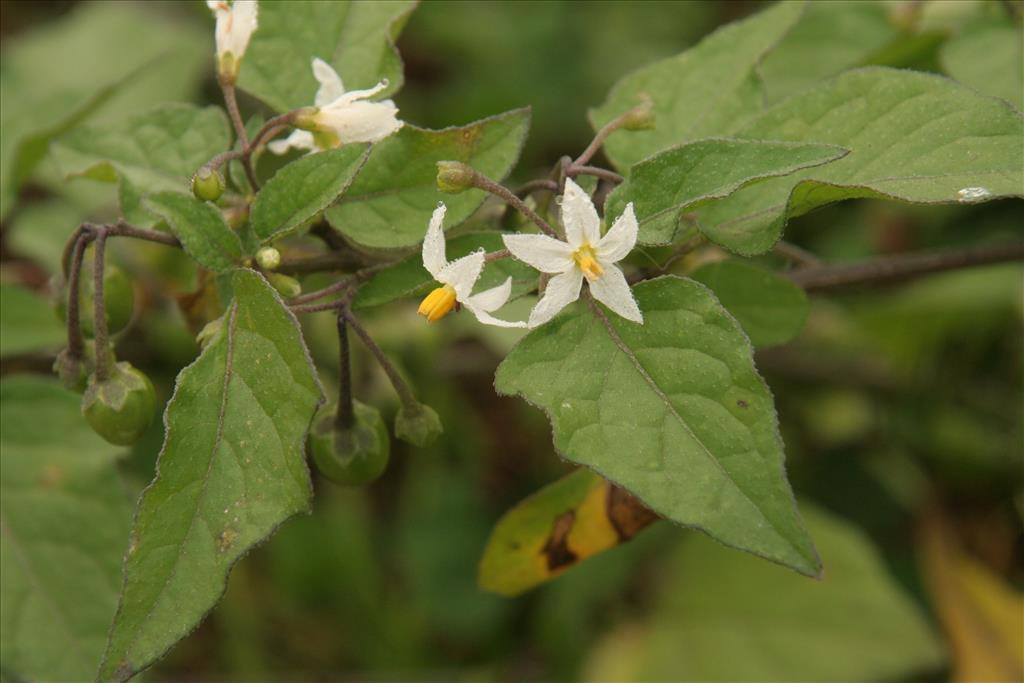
<box><xmin>335</xmin><ymin>312</ymin><xmax>354</xmax><ymax>429</ymax></box>
<box><xmin>568</xmin><ymin>164</ymin><xmax>624</xmax><ymax>185</ymax></box>
<box><xmin>345</xmin><ymin>311</ymin><xmax>419</xmax><ymax>411</ymax></box>
<box><xmin>786</xmin><ymin>242</ymin><xmax>1024</xmax><ymax>291</ymax></box>
<box><xmin>516</xmin><ymin>178</ymin><xmax>560</xmax><ymax>197</ymax></box>
<box><xmin>109</xmin><ymin>221</ymin><xmax>181</xmax><ymax>247</ymax></box>
<box><xmin>469</xmin><ymin>171</ymin><xmax>559</xmax><ymax>238</ymax></box>
<box><xmin>773</xmin><ymin>241</ymin><xmax>822</xmax><ymax>268</ymax></box>
<box><xmin>91</xmin><ymin>227</ymin><xmax>112</xmax><ymax>382</ymax></box>
<box><xmin>484</xmin><ymin>249</ymin><xmax>511</xmax><ymax>263</ymax></box>
<box><xmin>219</xmin><ymin>77</ymin><xmax>259</xmax><ymax>190</ymax></box>
<box><xmin>64</xmin><ymin>231</ymin><xmax>92</xmax><ymax>360</ymax></box>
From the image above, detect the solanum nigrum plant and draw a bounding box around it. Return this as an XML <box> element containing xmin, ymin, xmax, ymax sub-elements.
<box><xmin>1</xmin><ymin>0</ymin><xmax>1021</xmax><ymax>681</ymax></box>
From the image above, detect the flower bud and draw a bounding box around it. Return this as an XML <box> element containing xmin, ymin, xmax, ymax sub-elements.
<box><xmin>394</xmin><ymin>402</ymin><xmax>442</xmax><ymax>447</ymax></box>
<box><xmin>436</xmin><ymin>161</ymin><xmax>476</xmax><ymax>194</ymax></box>
<box><xmin>266</xmin><ymin>273</ymin><xmax>301</xmax><ymax>298</ymax></box>
<box><xmin>621</xmin><ymin>98</ymin><xmax>656</xmax><ymax>131</ymax></box>
<box><xmin>82</xmin><ymin>362</ymin><xmax>157</xmax><ymax>446</ymax></box>
<box><xmin>255</xmin><ymin>246</ymin><xmax>281</xmax><ymax>271</ymax></box>
<box><xmin>309</xmin><ymin>401</ymin><xmax>390</xmax><ymax>486</ymax></box>
<box><xmin>192</xmin><ymin>167</ymin><xmax>225</xmax><ymax>202</ymax></box>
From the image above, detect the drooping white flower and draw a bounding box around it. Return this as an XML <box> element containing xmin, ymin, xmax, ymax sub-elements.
<box><xmin>503</xmin><ymin>178</ymin><xmax>642</xmax><ymax>328</ymax></box>
<box><xmin>269</xmin><ymin>58</ymin><xmax>403</xmax><ymax>155</ymax></box>
<box><xmin>206</xmin><ymin>0</ymin><xmax>258</xmax><ymax>81</ymax></box>
<box><xmin>417</xmin><ymin>205</ymin><xmax>526</xmax><ymax>328</ymax></box>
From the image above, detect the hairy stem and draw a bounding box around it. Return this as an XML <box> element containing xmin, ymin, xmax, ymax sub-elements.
<box><xmin>219</xmin><ymin>77</ymin><xmax>260</xmax><ymax>190</ymax></box>
<box><xmin>469</xmin><ymin>170</ymin><xmax>559</xmax><ymax>238</ymax></box>
<box><xmin>345</xmin><ymin>311</ymin><xmax>419</xmax><ymax>411</ymax></box>
<box><xmin>91</xmin><ymin>228</ymin><xmax>112</xmax><ymax>382</ymax></box>
<box><xmin>335</xmin><ymin>312</ymin><xmax>355</xmax><ymax>429</ymax></box>
<box><xmin>568</xmin><ymin>164</ymin><xmax>624</xmax><ymax>185</ymax></box>
<box><xmin>64</xmin><ymin>231</ymin><xmax>92</xmax><ymax>360</ymax></box>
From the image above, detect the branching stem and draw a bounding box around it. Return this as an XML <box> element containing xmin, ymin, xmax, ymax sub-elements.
<box><xmin>345</xmin><ymin>311</ymin><xmax>419</xmax><ymax>411</ymax></box>
<box><xmin>91</xmin><ymin>227</ymin><xmax>112</xmax><ymax>382</ymax></box>
<box><xmin>469</xmin><ymin>170</ymin><xmax>559</xmax><ymax>238</ymax></box>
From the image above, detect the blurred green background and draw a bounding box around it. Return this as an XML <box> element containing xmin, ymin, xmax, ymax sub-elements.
<box><xmin>1</xmin><ymin>1</ymin><xmax>1022</xmax><ymax>681</ymax></box>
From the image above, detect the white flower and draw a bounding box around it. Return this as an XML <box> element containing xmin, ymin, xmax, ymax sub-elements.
<box><xmin>269</xmin><ymin>58</ymin><xmax>403</xmax><ymax>155</ymax></box>
<box><xmin>206</xmin><ymin>0</ymin><xmax>258</xmax><ymax>80</ymax></box>
<box><xmin>418</xmin><ymin>205</ymin><xmax>526</xmax><ymax>328</ymax></box>
<box><xmin>503</xmin><ymin>178</ymin><xmax>642</xmax><ymax>328</ymax></box>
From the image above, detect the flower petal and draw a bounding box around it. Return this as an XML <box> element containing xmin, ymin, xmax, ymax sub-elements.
<box><xmin>528</xmin><ymin>268</ymin><xmax>583</xmax><ymax>328</ymax></box>
<box><xmin>588</xmin><ymin>265</ymin><xmax>643</xmax><ymax>324</ymax></box>
<box><xmin>317</xmin><ymin>99</ymin><xmax>402</xmax><ymax>144</ymax></box>
<box><xmin>466</xmin><ymin>277</ymin><xmax>512</xmax><ymax>313</ymax></box>
<box><xmin>422</xmin><ymin>204</ymin><xmax>448</xmax><ymax>278</ymax></box>
<box><xmin>439</xmin><ymin>251</ymin><xmax>485</xmax><ymax>301</ymax></box>
<box><xmin>596</xmin><ymin>202</ymin><xmax>638</xmax><ymax>263</ymax></box>
<box><xmin>561</xmin><ymin>177</ymin><xmax>601</xmax><ymax>247</ymax></box>
<box><xmin>466</xmin><ymin>305</ymin><xmax>527</xmax><ymax>328</ymax></box>
<box><xmin>228</xmin><ymin>0</ymin><xmax>258</xmax><ymax>59</ymax></box>
<box><xmin>331</xmin><ymin>80</ymin><xmax>390</xmax><ymax>107</ymax></box>
<box><xmin>502</xmin><ymin>234</ymin><xmax>574</xmax><ymax>274</ymax></box>
<box><xmin>267</xmin><ymin>129</ymin><xmax>317</xmax><ymax>155</ymax></box>
<box><xmin>312</xmin><ymin>57</ymin><xmax>346</xmax><ymax>106</ymax></box>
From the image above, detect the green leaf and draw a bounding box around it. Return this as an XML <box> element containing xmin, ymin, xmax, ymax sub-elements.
<box><xmin>51</xmin><ymin>105</ymin><xmax>231</xmax><ymax>223</ymax></box>
<box><xmin>250</xmin><ymin>145</ymin><xmax>370</xmax><ymax>243</ymax></box>
<box><xmin>97</xmin><ymin>269</ymin><xmax>323</xmax><ymax>682</ymax></box>
<box><xmin>694</xmin><ymin>67</ymin><xmax>1024</xmax><ymax>254</ymax></box>
<box><xmin>689</xmin><ymin>260</ymin><xmax>809</xmax><ymax>348</ymax></box>
<box><xmin>588</xmin><ymin>1</ymin><xmax>804</xmax><ymax>170</ymax></box>
<box><xmin>143</xmin><ymin>192</ymin><xmax>243</xmax><ymax>274</ymax></box>
<box><xmin>757</xmin><ymin>0</ymin><xmax>902</xmax><ymax>104</ymax></box>
<box><xmin>606</xmin><ymin>139</ymin><xmax>848</xmax><ymax>245</ymax></box>
<box><xmin>353</xmin><ymin>233</ymin><xmax>535</xmax><ymax>310</ymax></box>
<box><xmin>495</xmin><ymin>276</ymin><xmax>819</xmax><ymax>576</ymax></box>
<box><xmin>239</xmin><ymin>0</ymin><xmax>416</xmax><ymax>112</ymax></box>
<box><xmin>0</xmin><ymin>377</ymin><xmax>132</xmax><ymax>683</ymax></box>
<box><xmin>585</xmin><ymin>504</ymin><xmax>945</xmax><ymax>682</ymax></box>
<box><xmin>0</xmin><ymin>1</ymin><xmax>207</xmax><ymax>220</ymax></box>
<box><xmin>941</xmin><ymin>22</ymin><xmax>1023</xmax><ymax>109</ymax></box>
<box><xmin>479</xmin><ymin>469</ymin><xmax>658</xmax><ymax>596</ymax></box>
<box><xmin>325</xmin><ymin>109</ymin><xmax>531</xmax><ymax>249</ymax></box>
<box><xmin>0</xmin><ymin>283</ymin><xmax>64</xmax><ymax>357</ymax></box>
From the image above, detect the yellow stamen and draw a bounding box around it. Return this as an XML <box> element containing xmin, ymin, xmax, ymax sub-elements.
<box><xmin>573</xmin><ymin>244</ymin><xmax>604</xmax><ymax>281</ymax></box>
<box><xmin>417</xmin><ymin>285</ymin><xmax>458</xmax><ymax>322</ymax></box>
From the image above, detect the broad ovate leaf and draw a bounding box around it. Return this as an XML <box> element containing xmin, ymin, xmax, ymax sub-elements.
<box><xmin>689</xmin><ymin>260</ymin><xmax>809</xmax><ymax>348</ymax></box>
<box><xmin>606</xmin><ymin>139</ymin><xmax>847</xmax><ymax>245</ymax></box>
<box><xmin>495</xmin><ymin>276</ymin><xmax>820</xmax><ymax>576</ymax></box>
<box><xmin>325</xmin><ymin>109</ymin><xmax>530</xmax><ymax>249</ymax></box>
<box><xmin>588</xmin><ymin>1</ymin><xmax>804</xmax><ymax>170</ymax></box>
<box><xmin>239</xmin><ymin>0</ymin><xmax>415</xmax><ymax>111</ymax></box>
<box><xmin>97</xmin><ymin>269</ymin><xmax>323</xmax><ymax>682</ymax></box>
<box><xmin>51</xmin><ymin>104</ymin><xmax>231</xmax><ymax>225</ymax></box>
<box><xmin>0</xmin><ymin>377</ymin><xmax>132</xmax><ymax>683</ymax></box>
<box><xmin>757</xmin><ymin>0</ymin><xmax>901</xmax><ymax>103</ymax></box>
<box><xmin>585</xmin><ymin>504</ymin><xmax>945</xmax><ymax>682</ymax></box>
<box><xmin>696</xmin><ymin>67</ymin><xmax>1024</xmax><ymax>255</ymax></box>
<box><xmin>250</xmin><ymin>145</ymin><xmax>369</xmax><ymax>243</ymax></box>
<box><xmin>144</xmin><ymin>192</ymin><xmax>243</xmax><ymax>273</ymax></box>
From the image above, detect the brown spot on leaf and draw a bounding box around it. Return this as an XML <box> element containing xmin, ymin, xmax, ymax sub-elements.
<box><xmin>541</xmin><ymin>510</ymin><xmax>578</xmax><ymax>571</ymax></box>
<box><xmin>606</xmin><ymin>485</ymin><xmax>658</xmax><ymax>541</ymax></box>
<box><xmin>737</xmin><ymin>399</ymin><xmax>748</xmax><ymax>409</ymax></box>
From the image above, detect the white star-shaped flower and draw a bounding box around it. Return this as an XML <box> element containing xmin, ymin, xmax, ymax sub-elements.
<box><xmin>503</xmin><ymin>178</ymin><xmax>643</xmax><ymax>328</ymax></box>
<box><xmin>418</xmin><ymin>205</ymin><xmax>526</xmax><ymax>328</ymax></box>
<box><xmin>269</xmin><ymin>58</ymin><xmax>403</xmax><ymax>155</ymax></box>
<box><xmin>206</xmin><ymin>0</ymin><xmax>258</xmax><ymax>80</ymax></box>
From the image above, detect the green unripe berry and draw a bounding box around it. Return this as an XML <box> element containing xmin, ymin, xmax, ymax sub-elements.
<box><xmin>57</xmin><ymin>264</ymin><xmax>135</xmax><ymax>338</ymax></box>
<box><xmin>255</xmin><ymin>246</ymin><xmax>282</xmax><ymax>271</ymax></box>
<box><xmin>82</xmin><ymin>362</ymin><xmax>157</xmax><ymax>446</ymax></box>
<box><xmin>192</xmin><ymin>167</ymin><xmax>225</xmax><ymax>202</ymax></box>
<box><xmin>394</xmin><ymin>402</ymin><xmax>443</xmax><ymax>447</ymax></box>
<box><xmin>309</xmin><ymin>401</ymin><xmax>390</xmax><ymax>486</ymax></box>
<box><xmin>54</xmin><ymin>348</ymin><xmax>88</xmax><ymax>393</ymax></box>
